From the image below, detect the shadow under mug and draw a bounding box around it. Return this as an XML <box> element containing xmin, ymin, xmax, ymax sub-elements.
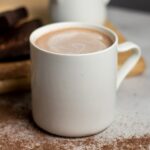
<box><xmin>30</xmin><ymin>22</ymin><xmax>141</xmax><ymax>137</ymax></box>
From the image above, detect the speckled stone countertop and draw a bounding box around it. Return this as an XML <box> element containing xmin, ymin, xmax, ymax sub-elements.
<box><xmin>0</xmin><ymin>7</ymin><xmax>150</xmax><ymax>149</ymax></box>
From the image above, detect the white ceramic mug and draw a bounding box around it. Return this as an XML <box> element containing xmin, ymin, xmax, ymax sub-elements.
<box><xmin>49</xmin><ymin>0</ymin><xmax>111</xmax><ymax>25</ymax></box>
<box><xmin>30</xmin><ymin>22</ymin><xmax>141</xmax><ymax>137</ymax></box>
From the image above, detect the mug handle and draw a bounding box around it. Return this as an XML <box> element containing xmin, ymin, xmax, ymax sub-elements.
<box><xmin>117</xmin><ymin>42</ymin><xmax>141</xmax><ymax>89</ymax></box>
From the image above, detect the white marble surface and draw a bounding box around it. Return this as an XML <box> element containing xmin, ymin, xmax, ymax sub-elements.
<box><xmin>106</xmin><ymin>7</ymin><xmax>150</xmax><ymax>137</ymax></box>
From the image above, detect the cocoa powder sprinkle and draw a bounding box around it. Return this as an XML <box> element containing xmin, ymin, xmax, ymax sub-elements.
<box><xmin>0</xmin><ymin>93</ymin><xmax>149</xmax><ymax>150</ymax></box>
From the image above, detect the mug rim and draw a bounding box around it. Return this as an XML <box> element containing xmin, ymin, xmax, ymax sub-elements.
<box><xmin>30</xmin><ymin>22</ymin><xmax>118</xmax><ymax>57</ymax></box>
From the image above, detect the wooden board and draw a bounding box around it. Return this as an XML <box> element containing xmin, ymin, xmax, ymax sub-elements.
<box><xmin>0</xmin><ymin>77</ymin><xmax>30</xmax><ymax>94</ymax></box>
<box><xmin>0</xmin><ymin>60</ymin><xmax>30</xmax><ymax>80</ymax></box>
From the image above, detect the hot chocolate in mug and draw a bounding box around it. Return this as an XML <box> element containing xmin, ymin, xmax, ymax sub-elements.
<box><xmin>30</xmin><ymin>22</ymin><xmax>141</xmax><ymax>137</ymax></box>
<box><xmin>49</xmin><ymin>0</ymin><xmax>111</xmax><ymax>25</ymax></box>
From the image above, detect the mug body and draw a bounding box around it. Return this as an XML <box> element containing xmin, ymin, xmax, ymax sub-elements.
<box><xmin>50</xmin><ymin>0</ymin><xmax>107</xmax><ymax>25</ymax></box>
<box><xmin>30</xmin><ymin>23</ymin><xmax>118</xmax><ymax>137</ymax></box>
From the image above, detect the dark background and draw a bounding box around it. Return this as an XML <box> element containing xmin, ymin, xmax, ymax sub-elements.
<box><xmin>109</xmin><ymin>0</ymin><xmax>150</xmax><ymax>12</ymax></box>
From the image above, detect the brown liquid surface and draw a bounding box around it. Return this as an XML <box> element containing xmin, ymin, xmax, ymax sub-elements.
<box><xmin>35</xmin><ymin>28</ymin><xmax>113</xmax><ymax>54</ymax></box>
